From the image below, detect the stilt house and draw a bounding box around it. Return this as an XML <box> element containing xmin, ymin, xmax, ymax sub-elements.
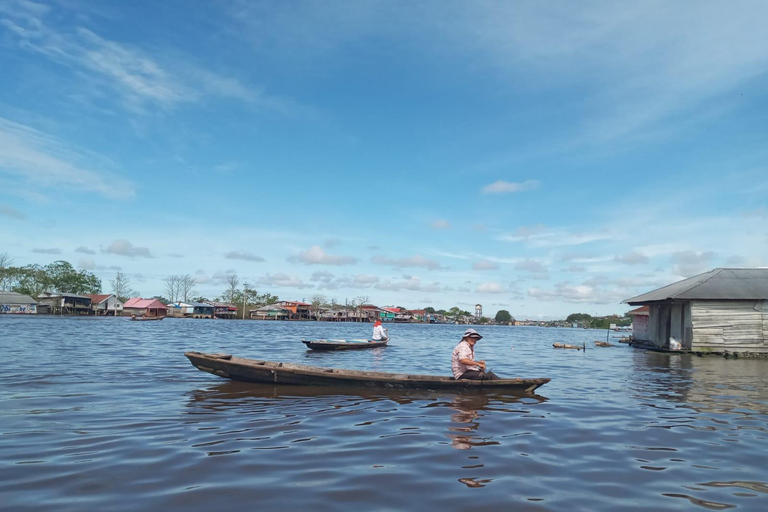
<box><xmin>624</xmin><ymin>268</ymin><xmax>768</xmax><ymax>353</ymax></box>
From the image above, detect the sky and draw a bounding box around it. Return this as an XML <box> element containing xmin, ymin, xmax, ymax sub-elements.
<box><xmin>1</xmin><ymin>0</ymin><xmax>767</xmax><ymax>319</ymax></box>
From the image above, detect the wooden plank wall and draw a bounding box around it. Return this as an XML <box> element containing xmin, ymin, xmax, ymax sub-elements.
<box><xmin>691</xmin><ymin>300</ymin><xmax>767</xmax><ymax>351</ymax></box>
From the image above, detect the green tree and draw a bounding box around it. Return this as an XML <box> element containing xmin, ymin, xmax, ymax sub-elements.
<box><xmin>495</xmin><ymin>310</ymin><xmax>513</xmax><ymax>323</ymax></box>
<box><xmin>45</xmin><ymin>260</ymin><xmax>101</xmax><ymax>294</ymax></box>
<box><xmin>566</xmin><ymin>313</ymin><xmax>593</xmax><ymax>324</ymax></box>
<box><xmin>424</xmin><ymin>306</ymin><xmax>436</xmax><ymax>314</ymax></box>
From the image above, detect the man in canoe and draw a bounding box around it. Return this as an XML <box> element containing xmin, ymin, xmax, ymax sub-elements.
<box><xmin>451</xmin><ymin>328</ymin><xmax>499</xmax><ymax>380</ymax></box>
<box><xmin>371</xmin><ymin>318</ymin><xmax>389</xmax><ymax>342</ymax></box>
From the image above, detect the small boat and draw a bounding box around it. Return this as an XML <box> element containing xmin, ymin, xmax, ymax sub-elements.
<box><xmin>185</xmin><ymin>352</ymin><xmax>550</xmax><ymax>392</ymax></box>
<box><xmin>553</xmin><ymin>342</ymin><xmax>585</xmax><ymax>350</ymax></box>
<box><xmin>130</xmin><ymin>315</ymin><xmax>165</xmax><ymax>321</ymax></box>
<box><xmin>302</xmin><ymin>339</ymin><xmax>388</xmax><ymax>350</ymax></box>
<box><xmin>595</xmin><ymin>341</ymin><xmax>616</xmax><ymax>347</ymax></box>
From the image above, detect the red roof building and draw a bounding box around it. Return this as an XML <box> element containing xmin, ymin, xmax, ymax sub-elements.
<box><xmin>123</xmin><ymin>298</ymin><xmax>168</xmax><ymax>317</ymax></box>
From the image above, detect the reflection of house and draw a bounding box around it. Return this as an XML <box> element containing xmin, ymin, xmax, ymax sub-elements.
<box><xmin>625</xmin><ymin>268</ymin><xmax>768</xmax><ymax>353</ymax></box>
<box><xmin>86</xmin><ymin>294</ymin><xmax>123</xmax><ymax>316</ymax></box>
<box><xmin>168</xmin><ymin>301</ymin><xmax>215</xmax><ymax>318</ymax></box>
<box><xmin>250</xmin><ymin>304</ymin><xmax>290</xmax><ymax>320</ymax></box>
<box><xmin>627</xmin><ymin>306</ymin><xmax>649</xmax><ymax>342</ymax></box>
<box><xmin>0</xmin><ymin>291</ymin><xmax>37</xmax><ymax>314</ymax></box>
<box><xmin>37</xmin><ymin>293</ymin><xmax>92</xmax><ymax>315</ymax></box>
<box><xmin>123</xmin><ymin>298</ymin><xmax>168</xmax><ymax>318</ymax></box>
<box><xmin>207</xmin><ymin>302</ymin><xmax>238</xmax><ymax>319</ymax></box>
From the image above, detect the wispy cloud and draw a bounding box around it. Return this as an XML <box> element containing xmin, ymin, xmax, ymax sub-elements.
<box><xmin>615</xmin><ymin>251</ymin><xmax>649</xmax><ymax>265</ymax></box>
<box><xmin>289</xmin><ymin>245</ymin><xmax>357</xmax><ymax>265</ymax></box>
<box><xmin>481</xmin><ymin>180</ymin><xmax>539</xmax><ymax>194</ymax></box>
<box><xmin>0</xmin><ymin>204</ymin><xmax>25</xmax><ymax>219</ymax></box>
<box><xmin>372</xmin><ymin>254</ymin><xmax>444</xmax><ymax>271</ymax></box>
<box><xmin>472</xmin><ymin>260</ymin><xmax>499</xmax><ymax>271</ymax></box>
<box><xmin>104</xmin><ymin>239</ymin><xmax>152</xmax><ymax>258</ymax></box>
<box><xmin>0</xmin><ymin>1</ymin><xmax>296</xmax><ymax>113</ymax></box>
<box><xmin>225</xmin><ymin>251</ymin><xmax>265</xmax><ymax>262</ymax></box>
<box><xmin>0</xmin><ymin>118</ymin><xmax>134</xmax><ymax>200</ymax></box>
<box><xmin>431</xmin><ymin>219</ymin><xmax>451</xmax><ymax>229</ymax></box>
<box><xmin>32</xmin><ymin>247</ymin><xmax>61</xmax><ymax>254</ymax></box>
<box><xmin>498</xmin><ymin>225</ymin><xmax>614</xmax><ymax>247</ymax></box>
<box><xmin>75</xmin><ymin>246</ymin><xmax>95</xmax><ymax>255</ymax></box>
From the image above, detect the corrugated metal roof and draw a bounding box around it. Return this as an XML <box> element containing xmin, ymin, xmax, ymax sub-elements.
<box><xmin>624</xmin><ymin>268</ymin><xmax>768</xmax><ymax>304</ymax></box>
<box><xmin>0</xmin><ymin>291</ymin><xmax>37</xmax><ymax>304</ymax></box>
<box><xmin>86</xmin><ymin>294</ymin><xmax>113</xmax><ymax>304</ymax></box>
<box><xmin>124</xmin><ymin>298</ymin><xmax>168</xmax><ymax>309</ymax></box>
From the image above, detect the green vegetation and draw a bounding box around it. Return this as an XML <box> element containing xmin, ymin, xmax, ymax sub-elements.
<box><xmin>0</xmin><ymin>258</ymin><xmax>101</xmax><ymax>297</ymax></box>
<box><xmin>495</xmin><ymin>310</ymin><xmax>513</xmax><ymax>323</ymax></box>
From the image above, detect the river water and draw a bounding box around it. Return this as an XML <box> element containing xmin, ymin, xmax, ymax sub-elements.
<box><xmin>1</xmin><ymin>316</ymin><xmax>767</xmax><ymax>511</ymax></box>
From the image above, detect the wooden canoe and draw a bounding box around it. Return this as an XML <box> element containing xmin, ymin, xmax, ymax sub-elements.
<box><xmin>130</xmin><ymin>316</ymin><xmax>165</xmax><ymax>321</ymax></box>
<box><xmin>553</xmin><ymin>342</ymin><xmax>585</xmax><ymax>350</ymax></box>
<box><xmin>595</xmin><ymin>341</ymin><xmax>616</xmax><ymax>347</ymax></box>
<box><xmin>185</xmin><ymin>351</ymin><xmax>550</xmax><ymax>392</ymax></box>
<box><xmin>302</xmin><ymin>339</ymin><xmax>388</xmax><ymax>350</ymax></box>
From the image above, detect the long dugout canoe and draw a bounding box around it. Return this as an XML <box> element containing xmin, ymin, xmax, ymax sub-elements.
<box><xmin>185</xmin><ymin>351</ymin><xmax>550</xmax><ymax>393</ymax></box>
<box><xmin>302</xmin><ymin>339</ymin><xmax>388</xmax><ymax>350</ymax></box>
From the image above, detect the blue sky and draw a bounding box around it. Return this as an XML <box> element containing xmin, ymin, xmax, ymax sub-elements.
<box><xmin>1</xmin><ymin>0</ymin><xmax>767</xmax><ymax>318</ymax></box>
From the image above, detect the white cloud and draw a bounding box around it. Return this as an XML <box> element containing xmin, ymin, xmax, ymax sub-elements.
<box><xmin>309</xmin><ymin>270</ymin><xmax>335</xmax><ymax>282</ymax></box>
<box><xmin>671</xmin><ymin>250</ymin><xmax>715</xmax><ymax>277</ymax></box>
<box><xmin>528</xmin><ymin>283</ymin><xmax>626</xmax><ymax>304</ymax></box>
<box><xmin>431</xmin><ymin>219</ymin><xmax>451</xmax><ymax>229</ymax></box>
<box><xmin>481</xmin><ymin>180</ymin><xmax>539</xmax><ymax>194</ymax></box>
<box><xmin>476</xmin><ymin>282</ymin><xmax>506</xmax><ymax>294</ymax></box>
<box><xmin>472</xmin><ymin>260</ymin><xmax>499</xmax><ymax>271</ymax></box>
<box><xmin>0</xmin><ymin>118</ymin><xmax>135</xmax><ymax>200</ymax></box>
<box><xmin>375</xmin><ymin>276</ymin><xmax>442</xmax><ymax>293</ymax></box>
<box><xmin>258</xmin><ymin>273</ymin><xmax>310</xmax><ymax>288</ymax></box>
<box><xmin>77</xmin><ymin>258</ymin><xmax>121</xmax><ymax>272</ymax></box>
<box><xmin>290</xmin><ymin>245</ymin><xmax>357</xmax><ymax>265</ymax></box>
<box><xmin>32</xmin><ymin>247</ymin><xmax>61</xmax><ymax>254</ymax></box>
<box><xmin>75</xmin><ymin>246</ymin><xmax>95</xmax><ymax>255</ymax></box>
<box><xmin>225</xmin><ymin>251</ymin><xmax>265</xmax><ymax>262</ymax></box>
<box><xmin>615</xmin><ymin>251</ymin><xmax>649</xmax><ymax>265</ymax></box>
<box><xmin>104</xmin><ymin>239</ymin><xmax>152</xmax><ymax>258</ymax></box>
<box><xmin>372</xmin><ymin>254</ymin><xmax>444</xmax><ymax>271</ymax></box>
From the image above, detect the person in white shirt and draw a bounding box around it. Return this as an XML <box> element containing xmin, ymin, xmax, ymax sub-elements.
<box><xmin>371</xmin><ymin>319</ymin><xmax>389</xmax><ymax>342</ymax></box>
<box><xmin>451</xmin><ymin>328</ymin><xmax>499</xmax><ymax>380</ymax></box>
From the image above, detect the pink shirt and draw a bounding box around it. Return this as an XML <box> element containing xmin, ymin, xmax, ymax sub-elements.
<box><xmin>451</xmin><ymin>340</ymin><xmax>479</xmax><ymax>379</ymax></box>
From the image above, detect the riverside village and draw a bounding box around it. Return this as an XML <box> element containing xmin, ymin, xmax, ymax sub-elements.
<box><xmin>2</xmin><ymin>257</ymin><xmax>768</xmax><ymax>357</ymax></box>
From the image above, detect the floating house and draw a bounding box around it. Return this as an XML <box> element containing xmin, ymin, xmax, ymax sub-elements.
<box><xmin>167</xmin><ymin>301</ymin><xmax>215</xmax><ymax>318</ymax></box>
<box><xmin>624</xmin><ymin>268</ymin><xmax>768</xmax><ymax>353</ymax></box>
<box><xmin>250</xmin><ymin>304</ymin><xmax>291</xmax><ymax>320</ymax></box>
<box><xmin>0</xmin><ymin>291</ymin><xmax>37</xmax><ymax>314</ymax></box>
<box><xmin>86</xmin><ymin>294</ymin><xmax>123</xmax><ymax>316</ymax></box>
<box><xmin>123</xmin><ymin>298</ymin><xmax>168</xmax><ymax>318</ymax></box>
<box><xmin>207</xmin><ymin>302</ymin><xmax>238</xmax><ymax>319</ymax></box>
<box><xmin>37</xmin><ymin>293</ymin><xmax>92</xmax><ymax>315</ymax></box>
<box><xmin>380</xmin><ymin>307</ymin><xmax>400</xmax><ymax>322</ymax></box>
<box><xmin>275</xmin><ymin>301</ymin><xmax>313</xmax><ymax>320</ymax></box>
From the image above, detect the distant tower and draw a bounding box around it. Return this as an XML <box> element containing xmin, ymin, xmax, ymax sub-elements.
<box><xmin>475</xmin><ymin>304</ymin><xmax>483</xmax><ymax>319</ymax></box>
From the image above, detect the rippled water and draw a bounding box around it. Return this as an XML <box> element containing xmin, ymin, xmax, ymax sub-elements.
<box><xmin>1</xmin><ymin>316</ymin><xmax>767</xmax><ymax>511</ymax></box>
